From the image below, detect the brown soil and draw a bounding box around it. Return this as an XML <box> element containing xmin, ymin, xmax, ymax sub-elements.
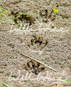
<box><xmin>0</xmin><ymin>0</ymin><xmax>71</xmax><ymax>87</ymax></box>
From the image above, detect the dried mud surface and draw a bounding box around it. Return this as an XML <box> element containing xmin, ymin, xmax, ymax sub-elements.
<box><xmin>0</xmin><ymin>0</ymin><xmax>71</xmax><ymax>87</ymax></box>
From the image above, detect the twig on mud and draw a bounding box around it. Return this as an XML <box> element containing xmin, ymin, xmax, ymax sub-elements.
<box><xmin>17</xmin><ymin>50</ymin><xmax>57</xmax><ymax>72</ymax></box>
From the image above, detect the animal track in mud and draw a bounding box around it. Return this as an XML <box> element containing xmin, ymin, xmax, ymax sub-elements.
<box><xmin>39</xmin><ymin>7</ymin><xmax>59</xmax><ymax>23</ymax></box>
<box><xmin>24</xmin><ymin>60</ymin><xmax>45</xmax><ymax>75</ymax></box>
<box><xmin>27</xmin><ymin>34</ymin><xmax>48</xmax><ymax>50</ymax></box>
<box><xmin>11</xmin><ymin>11</ymin><xmax>35</xmax><ymax>26</ymax></box>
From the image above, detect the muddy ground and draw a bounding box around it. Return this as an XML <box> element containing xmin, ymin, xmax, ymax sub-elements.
<box><xmin>0</xmin><ymin>0</ymin><xmax>71</xmax><ymax>87</ymax></box>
